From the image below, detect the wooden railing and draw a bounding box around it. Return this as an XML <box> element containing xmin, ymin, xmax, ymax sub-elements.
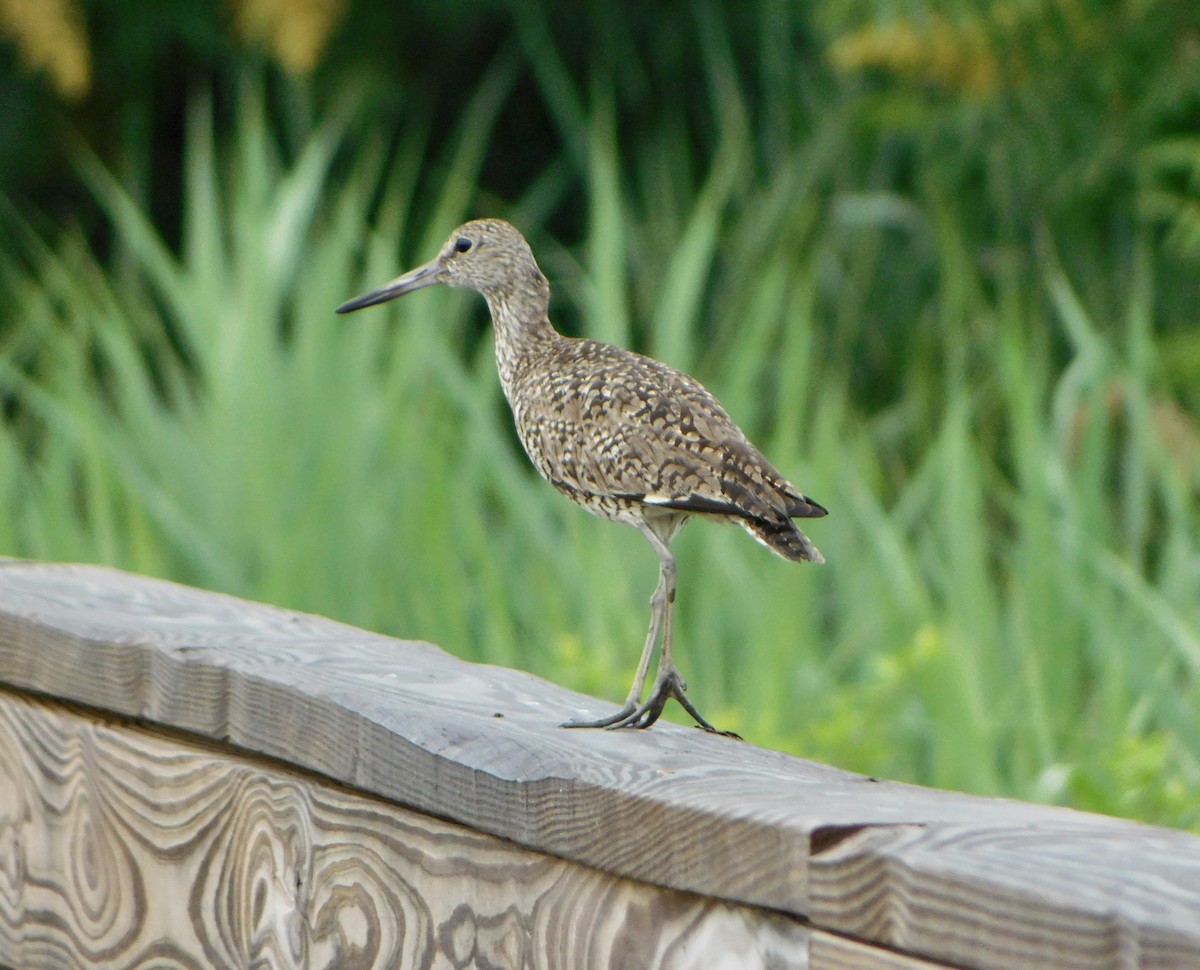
<box><xmin>0</xmin><ymin>559</ymin><xmax>1197</xmax><ymax>968</ymax></box>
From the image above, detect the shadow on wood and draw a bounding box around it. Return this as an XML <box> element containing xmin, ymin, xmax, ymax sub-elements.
<box><xmin>0</xmin><ymin>560</ymin><xmax>1197</xmax><ymax>969</ymax></box>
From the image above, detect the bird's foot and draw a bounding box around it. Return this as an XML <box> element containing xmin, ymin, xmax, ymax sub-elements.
<box><xmin>561</xmin><ymin>703</ymin><xmax>641</xmax><ymax>731</ymax></box>
<box><xmin>562</xmin><ymin>668</ymin><xmax>741</xmax><ymax>738</ymax></box>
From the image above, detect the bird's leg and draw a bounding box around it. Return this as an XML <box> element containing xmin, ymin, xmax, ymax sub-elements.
<box><xmin>625</xmin><ymin>536</ymin><xmax>739</xmax><ymax>738</ymax></box>
<box><xmin>625</xmin><ymin>567</ymin><xmax>669</xmax><ymax>708</ymax></box>
<box><xmin>621</xmin><ymin>537</ymin><xmax>678</xmax><ymax>728</ymax></box>
<box><xmin>562</xmin><ymin>520</ymin><xmax>739</xmax><ymax>737</ymax></box>
<box><xmin>560</xmin><ymin>569</ymin><xmax>665</xmax><ymax>729</ymax></box>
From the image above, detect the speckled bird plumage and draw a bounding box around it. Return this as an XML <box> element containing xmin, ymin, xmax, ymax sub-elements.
<box><xmin>508</xmin><ymin>334</ymin><xmax>826</xmax><ymax>562</ymax></box>
<box><xmin>337</xmin><ymin>218</ymin><xmax>826</xmax><ymax>734</ymax></box>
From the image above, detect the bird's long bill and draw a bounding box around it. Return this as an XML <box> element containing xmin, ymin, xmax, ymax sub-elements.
<box><xmin>335</xmin><ymin>259</ymin><xmax>441</xmax><ymax>314</ymax></box>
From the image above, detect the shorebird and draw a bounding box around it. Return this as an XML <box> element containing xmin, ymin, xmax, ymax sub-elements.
<box><xmin>337</xmin><ymin>219</ymin><xmax>826</xmax><ymax>734</ymax></box>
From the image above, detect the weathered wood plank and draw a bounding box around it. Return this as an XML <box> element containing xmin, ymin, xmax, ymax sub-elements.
<box><xmin>0</xmin><ymin>560</ymin><xmax>1198</xmax><ymax>969</ymax></box>
<box><xmin>809</xmin><ymin>931</ymin><xmax>958</xmax><ymax>969</ymax></box>
<box><xmin>810</xmin><ymin>823</ymin><xmax>1200</xmax><ymax>970</ymax></box>
<box><xmin>0</xmin><ymin>688</ymin><xmax>810</xmax><ymax>969</ymax></box>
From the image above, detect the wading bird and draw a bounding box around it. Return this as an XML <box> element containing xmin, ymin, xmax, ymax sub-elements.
<box><xmin>338</xmin><ymin>219</ymin><xmax>826</xmax><ymax>734</ymax></box>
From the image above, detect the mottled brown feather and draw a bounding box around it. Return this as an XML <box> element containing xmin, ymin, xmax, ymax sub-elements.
<box><xmin>508</xmin><ymin>337</ymin><xmax>825</xmax><ymax>561</ymax></box>
<box><xmin>341</xmin><ymin>217</ymin><xmax>826</xmax><ymax>564</ymax></box>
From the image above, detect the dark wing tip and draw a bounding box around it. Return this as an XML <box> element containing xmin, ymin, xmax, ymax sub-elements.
<box><xmin>787</xmin><ymin>495</ymin><xmax>828</xmax><ymax>518</ymax></box>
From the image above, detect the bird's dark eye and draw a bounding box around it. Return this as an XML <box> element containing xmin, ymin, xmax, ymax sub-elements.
<box><xmin>454</xmin><ymin>237</ymin><xmax>472</xmax><ymax>253</ymax></box>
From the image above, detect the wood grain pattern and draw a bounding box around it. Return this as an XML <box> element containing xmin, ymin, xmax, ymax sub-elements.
<box><xmin>810</xmin><ymin>823</ymin><xmax>1200</xmax><ymax>970</ymax></box>
<box><xmin>809</xmin><ymin>931</ymin><xmax>959</xmax><ymax>969</ymax></box>
<box><xmin>0</xmin><ymin>560</ymin><xmax>1198</xmax><ymax>969</ymax></box>
<box><xmin>0</xmin><ymin>689</ymin><xmax>811</xmax><ymax>969</ymax></box>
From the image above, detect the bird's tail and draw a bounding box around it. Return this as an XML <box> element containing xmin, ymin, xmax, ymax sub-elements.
<box><xmin>741</xmin><ymin>517</ymin><xmax>825</xmax><ymax>564</ymax></box>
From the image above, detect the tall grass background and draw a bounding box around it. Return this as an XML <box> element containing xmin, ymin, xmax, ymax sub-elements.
<box><xmin>2</xmin><ymin>4</ymin><xmax>1199</xmax><ymax>828</ymax></box>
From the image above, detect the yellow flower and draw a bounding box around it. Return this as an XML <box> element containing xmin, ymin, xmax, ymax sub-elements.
<box><xmin>0</xmin><ymin>0</ymin><xmax>90</xmax><ymax>100</ymax></box>
<box><xmin>233</xmin><ymin>0</ymin><xmax>346</xmax><ymax>76</ymax></box>
<box><xmin>828</xmin><ymin>15</ymin><xmax>998</xmax><ymax>97</ymax></box>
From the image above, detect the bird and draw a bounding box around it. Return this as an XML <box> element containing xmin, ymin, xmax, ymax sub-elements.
<box><xmin>337</xmin><ymin>219</ymin><xmax>826</xmax><ymax>735</ymax></box>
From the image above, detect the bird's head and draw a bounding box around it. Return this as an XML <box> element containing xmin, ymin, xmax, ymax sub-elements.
<box><xmin>336</xmin><ymin>218</ymin><xmax>541</xmax><ymax>313</ymax></box>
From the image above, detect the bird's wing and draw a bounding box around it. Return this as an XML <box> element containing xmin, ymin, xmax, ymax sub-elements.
<box><xmin>517</xmin><ymin>341</ymin><xmax>825</xmax><ymax>523</ymax></box>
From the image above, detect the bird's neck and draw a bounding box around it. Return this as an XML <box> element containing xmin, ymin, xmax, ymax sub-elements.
<box><xmin>483</xmin><ymin>271</ymin><xmax>558</xmax><ymax>388</ymax></box>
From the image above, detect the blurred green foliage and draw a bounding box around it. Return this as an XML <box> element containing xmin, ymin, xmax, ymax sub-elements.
<box><xmin>1</xmin><ymin>0</ymin><xmax>1199</xmax><ymax>828</ymax></box>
